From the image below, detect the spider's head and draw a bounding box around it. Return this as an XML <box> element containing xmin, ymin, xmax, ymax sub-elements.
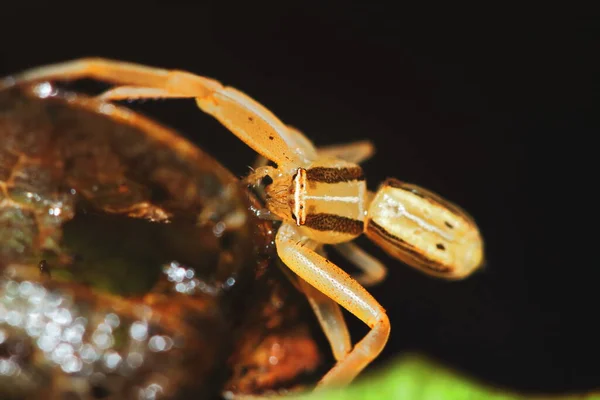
<box><xmin>262</xmin><ymin>168</ymin><xmax>300</xmax><ymax>224</ymax></box>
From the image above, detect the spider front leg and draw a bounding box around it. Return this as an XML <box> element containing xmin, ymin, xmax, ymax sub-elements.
<box><xmin>276</xmin><ymin>224</ymin><xmax>390</xmax><ymax>389</ymax></box>
<box><xmin>275</xmin><ymin>242</ymin><xmax>353</xmax><ymax>363</ymax></box>
<box><xmin>4</xmin><ymin>58</ymin><xmax>307</xmax><ymax>169</ymax></box>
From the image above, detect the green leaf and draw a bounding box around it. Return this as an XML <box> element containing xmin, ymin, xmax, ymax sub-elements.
<box><xmin>289</xmin><ymin>354</ymin><xmax>600</xmax><ymax>400</ymax></box>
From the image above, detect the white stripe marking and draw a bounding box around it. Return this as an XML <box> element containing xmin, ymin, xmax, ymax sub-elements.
<box><xmin>304</xmin><ymin>195</ymin><xmax>361</xmax><ymax>203</ymax></box>
<box><xmin>381</xmin><ymin>194</ymin><xmax>453</xmax><ymax>241</ymax></box>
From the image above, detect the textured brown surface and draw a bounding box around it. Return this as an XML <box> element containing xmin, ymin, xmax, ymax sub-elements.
<box><xmin>0</xmin><ymin>85</ymin><xmax>323</xmax><ymax>399</ymax></box>
<box><xmin>224</xmin><ymin>261</ymin><xmax>323</xmax><ymax>396</ymax></box>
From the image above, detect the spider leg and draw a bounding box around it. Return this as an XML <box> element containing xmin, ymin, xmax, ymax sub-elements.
<box><xmin>4</xmin><ymin>58</ymin><xmax>309</xmax><ymax>169</ymax></box>
<box><xmin>298</xmin><ymin>275</ymin><xmax>352</xmax><ymax>362</ymax></box>
<box><xmin>317</xmin><ymin>140</ymin><xmax>375</xmax><ymax>164</ymax></box>
<box><xmin>276</xmin><ymin>223</ymin><xmax>390</xmax><ymax>388</ymax></box>
<box><xmin>332</xmin><ymin>242</ymin><xmax>387</xmax><ymax>287</ymax></box>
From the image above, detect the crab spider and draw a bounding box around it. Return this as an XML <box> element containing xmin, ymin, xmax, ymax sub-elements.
<box><xmin>1</xmin><ymin>58</ymin><xmax>484</xmax><ymax>393</ymax></box>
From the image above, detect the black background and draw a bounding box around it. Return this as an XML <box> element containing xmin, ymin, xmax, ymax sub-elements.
<box><xmin>1</xmin><ymin>5</ymin><xmax>596</xmax><ymax>395</ymax></box>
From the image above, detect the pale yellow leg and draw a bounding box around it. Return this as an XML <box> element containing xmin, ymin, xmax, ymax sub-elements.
<box><xmin>4</xmin><ymin>58</ymin><xmax>221</xmax><ymax>96</ymax></box>
<box><xmin>248</xmin><ymin>124</ymin><xmax>318</xmax><ymax>169</ymax></box>
<box><xmin>277</xmin><ymin>126</ymin><xmax>374</xmax><ymax>165</ymax></box>
<box><xmin>276</xmin><ymin>224</ymin><xmax>390</xmax><ymax>389</ymax></box>
<box><xmin>4</xmin><ymin>58</ymin><xmax>305</xmax><ymax>168</ymax></box>
<box><xmin>285</xmin><ymin>125</ymin><xmax>318</xmax><ymax>161</ymax></box>
<box><xmin>332</xmin><ymin>242</ymin><xmax>388</xmax><ymax>287</ymax></box>
<box><xmin>223</xmin><ymin>251</ymin><xmax>351</xmax><ymax>400</ymax></box>
<box><xmin>251</xmin><ymin>137</ymin><xmax>375</xmax><ymax>167</ymax></box>
<box><xmin>252</xmin><ymin>155</ymin><xmax>270</xmax><ymax>170</ymax></box>
<box><xmin>316</xmin><ymin>140</ymin><xmax>375</xmax><ymax>165</ymax></box>
<box><xmin>273</xmin><ymin>244</ymin><xmax>352</xmax><ymax>362</ymax></box>
<box><xmin>298</xmin><ymin>278</ymin><xmax>352</xmax><ymax>362</ymax></box>
<box><xmin>98</xmin><ymin>86</ymin><xmax>177</xmax><ymax>100</ymax></box>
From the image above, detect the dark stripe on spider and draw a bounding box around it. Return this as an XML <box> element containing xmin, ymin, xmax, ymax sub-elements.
<box><xmin>383</xmin><ymin>178</ymin><xmax>426</xmax><ymax>198</ymax></box>
<box><xmin>366</xmin><ymin>220</ymin><xmax>452</xmax><ymax>273</ymax></box>
<box><xmin>304</xmin><ymin>213</ymin><xmax>364</xmax><ymax>235</ymax></box>
<box><xmin>382</xmin><ymin>178</ymin><xmax>468</xmax><ymax>218</ymax></box>
<box><xmin>306</xmin><ymin>167</ymin><xmax>365</xmax><ymax>183</ymax></box>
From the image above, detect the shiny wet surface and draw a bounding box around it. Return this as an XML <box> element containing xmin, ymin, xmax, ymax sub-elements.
<box><xmin>0</xmin><ymin>86</ymin><xmax>323</xmax><ymax>399</ymax></box>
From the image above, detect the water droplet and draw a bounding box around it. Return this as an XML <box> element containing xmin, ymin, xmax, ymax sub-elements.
<box><xmin>148</xmin><ymin>335</ymin><xmax>167</xmax><ymax>352</ymax></box>
<box><xmin>48</xmin><ymin>207</ymin><xmax>62</xmax><ymax>216</ymax></box>
<box><xmin>53</xmin><ymin>308</ymin><xmax>73</xmax><ymax>325</ymax></box>
<box><xmin>37</xmin><ymin>334</ymin><xmax>60</xmax><ymax>352</ymax></box>
<box><xmin>213</xmin><ymin>221</ymin><xmax>226</xmax><ymax>237</ymax></box>
<box><xmin>27</xmin><ymin>285</ymin><xmax>47</xmax><ymax>305</ymax></box>
<box><xmin>105</xmin><ymin>313</ymin><xmax>120</xmax><ymax>328</ymax></box>
<box><xmin>104</xmin><ymin>351</ymin><xmax>122</xmax><ymax>370</ymax></box>
<box><xmin>45</xmin><ymin>322</ymin><xmax>62</xmax><ymax>337</ymax></box>
<box><xmin>79</xmin><ymin>344</ymin><xmax>99</xmax><ymax>363</ymax></box>
<box><xmin>96</xmin><ymin>322</ymin><xmax>112</xmax><ymax>333</ymax></box>
<box><xmin>6</xmin><ymin>310</ymin><xmax>23</xmax><ymax>327</ymax></box>
<box><xmin>52</xmin><ymin>342</ymin><xmax>74</xmax><ymax>364</ymax></box>
<box><xmin>0</xmin><ymin>359</ymin><xmax>19</xmax><ymax>376</ymax></box>
<box><xmin>162</xmin><ymin>335</ymin><xmax>174</xmax><ymax>351</ymax></box>
<box><xmin>130</xmin><ymin>321</ymin><xmax>148</xmax><ymax>341</ymax></box>
<box><xmin>18</xmin><ymin>281</ymin><xmax>34</xmax><ymax>297</ymax></box>
<box><xmin>140</xmin><ymin>383</ymin><xmax>163</xmax><ymax>400</ymax></box>
<box><xmin>33</xmin><ymin>82</ymin><xmax>53</xmax><ymax>98</ymax></box>
<box><xmin>5</xmin><ymin>280</ymin><xmax>20</xmax><ymax>297</ymax></box>
<box><xmin>63</xmin><ymin>324</ymin><xmax>85</xmax><ymax>344</ymax></box>
<box><xmin>61</xmin><ymin>355</ymin><xmax>83</xmax><ymax>373</ymax></box>
<box><xmin>126</xmin><ymin>352</ymin><xmax>144</xmax><ymax>369</ymax></box>
<box><xmin>92</xmin><ymin>331</ymin><xmax>113</xmax><ymax>350</ymax></box>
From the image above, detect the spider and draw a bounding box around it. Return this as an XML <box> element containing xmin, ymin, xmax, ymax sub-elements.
<box><xmin>1</xmin><ymin>58</ymin><xmax>484</xmax><ymax>393</ymax></box>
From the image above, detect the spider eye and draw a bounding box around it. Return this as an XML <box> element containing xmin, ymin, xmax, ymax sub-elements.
<box><xmin>260</xmin><ymin>175</ymin><xmax>273</xmax><ymax>187</ymax></box>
